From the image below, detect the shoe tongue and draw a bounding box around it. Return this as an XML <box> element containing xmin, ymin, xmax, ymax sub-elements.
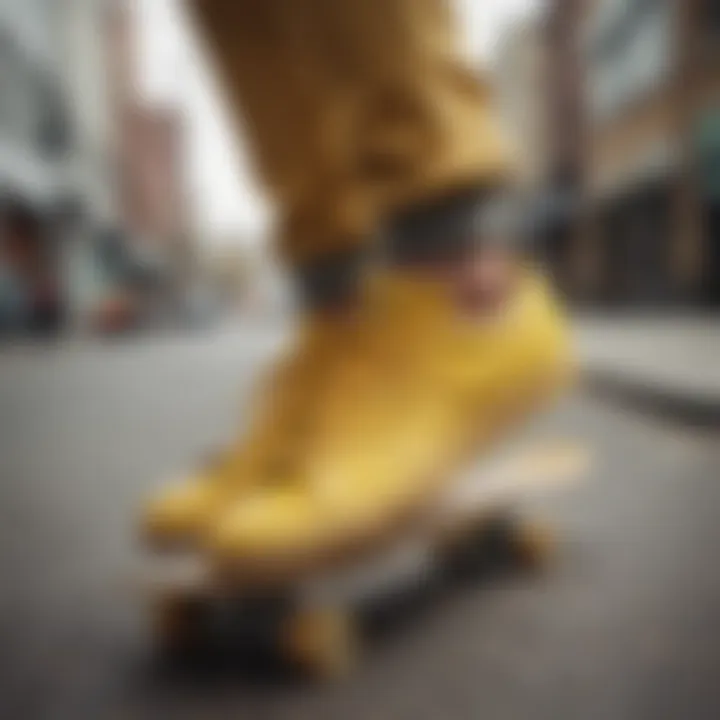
<box><xmin>362</xmin><ymin>272</ymin><xmax>456</xmax><ymax>367</ymax></box>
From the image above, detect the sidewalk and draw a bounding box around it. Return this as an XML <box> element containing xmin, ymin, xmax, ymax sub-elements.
<box><xmin>575</xmin><ymin>316</ymin><xmax>720</xmax><ymax>425</ymax></box>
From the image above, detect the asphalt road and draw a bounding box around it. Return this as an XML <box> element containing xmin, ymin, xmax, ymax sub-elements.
<box><xmin>1</xmin><ymin>326</ymin><xmax>719</xmax><ymax>720</ymax></box>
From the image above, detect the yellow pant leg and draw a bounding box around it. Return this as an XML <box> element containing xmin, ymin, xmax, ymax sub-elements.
<box><xmin>188</xmin><ymin>0</ymin><xmax>512</xmax><ymax>262</ymax></box>
<box><xmin>331</xmin><ymin>0</ymin><xmax>514</xmax><ymax>213</ymax></box>
<box><xmin>188</xmin><ymin>0</ymin><xmax>371</xmax><ymax>263</ymax></box>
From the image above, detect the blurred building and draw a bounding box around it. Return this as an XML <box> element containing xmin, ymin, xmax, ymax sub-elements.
<box><xmin>0</xmin><ymin>0</ymin><xmax>197</xmax><ymax>337</ymax></box>
<box><xmin>495</xmin><ymin>17</ymin><xmax>548</xmax><ymax>193</ymax></box>
<box><xmin>108</xmin><ymin>0</ymin><xmax>192</xmax><ymax>320</ymax></box>
<box><xmin>59</xmin><ymin>0</ymin><xmax>123</xmax><ymax>329</ymax></box>
<box><xmin>584</xmin><ymin>0</ymin><xmax>720</xmax><ymax>307</ymax></box>
<box><xmin>0</xmin><ymin>0</ymin><xmax>73</xmax><ymax>334</ymax></box>
<box><xmin>684</xmin><ymin>0</ymin><xmax>720</xmax><ymax>305</ymax></box>
<box><xmin>120</xmin><ymin>108</ymin><xmax>188</xmax><ymax>266</ymax></box>
<box><xmin>541</xmin><ymin>0</ymin><xmax>589</xmax><ymax>300</ymax></box>
<box><xmin>0</xmin><ymin>0</ymin><xmax>149</xmax><ymax>335</ymax></box>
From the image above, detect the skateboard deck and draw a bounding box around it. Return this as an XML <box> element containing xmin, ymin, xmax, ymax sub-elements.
<box><xmin>140</xmin><ymin>439</ymin><xmax>591</xmax><ymax>677</ymax></box>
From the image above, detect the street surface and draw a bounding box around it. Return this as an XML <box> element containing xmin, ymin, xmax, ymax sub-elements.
<box><xmin>576</xmin><ymin>316</ymin><xmax>720</xmax><ymax>405</ymax></box>
<box><xmin>1</xmin><ymin>324</ymin><xmax>719</xmax><ymax>720</ymax></box>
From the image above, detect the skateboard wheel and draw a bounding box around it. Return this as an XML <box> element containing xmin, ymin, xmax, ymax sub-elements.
<box><xmin>151</xmin><ymin>592</ymin><xmax>207</xmax><ymax>657</ymax></box>
<box><xmin>282</xmin><ymin>607</ymin><xmax>359</xmax><ymax>680</ymax></box>
<box><xmin>510</xmin><ymin>519</ymin><xmax>556</xmax><ymax>571</ymax></box>
<box><xmin>449</xmin><ymin>515</ymin><xmax>556</xmax><ymax>574</ymax></box>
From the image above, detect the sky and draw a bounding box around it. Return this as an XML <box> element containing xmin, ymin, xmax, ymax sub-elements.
<box><xmin>135</xmin><ymin>0</ymin><xmax>541</xmax><ymax>247</ymax></box>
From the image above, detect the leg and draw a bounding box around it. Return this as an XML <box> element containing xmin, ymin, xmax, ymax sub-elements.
<box><xmin>334</xmin><ymin>0</ymin><xmax>513</xmax><ymax>216</ymax></box>
<box><xmin>188</xmin><ymin>0</ymin><xmax>512</xmax><ymax>271</ymax></box>
<box><xmin>142</xmin><ymin>1</ymin><xmax>377</xmax><ymax>549</ymax></box>
<box><xmin>200</xmin><ymin>0</ymin><xmax>573</xmax><ymax>595</ymax></box>
<box><xmin>187</xmin><ymin>0</ymin><xmax>374</xmax><ymax>272</ymax></box>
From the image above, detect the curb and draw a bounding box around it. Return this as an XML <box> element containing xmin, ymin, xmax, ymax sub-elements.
<box><xmin>583</xmin><ymin>367</ymin><xmax>720</xmax><ymax>429</ymax></box>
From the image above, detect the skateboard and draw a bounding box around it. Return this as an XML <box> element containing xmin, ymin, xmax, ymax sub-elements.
<box><xmin>139</xmin><ymin>440</ymin><xmax>590</xmax><ymax>679</ymax></box>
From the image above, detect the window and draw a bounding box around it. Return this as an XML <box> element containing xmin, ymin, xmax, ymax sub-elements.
<box><xmin>1</xmin><ymin>0</ymin><xmax>56</xmax><ymax>61</ymax></box>
<box><xmin>36</xmin><ymin>79</ymin><xmax>71</xmax><ymax>158</ymax></box>
<box><xmin>589</xmin><ymin>0</ymin><xmax>672</xmax><ymax>122</ymax></box>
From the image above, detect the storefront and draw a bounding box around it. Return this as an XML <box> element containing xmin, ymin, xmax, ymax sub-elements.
<box><xmin>596</xmin><ymin>177</ymin><xmax>676</xmax><ymax>308</ymax></box>
<box><xmin>0</xmin><ymin>192</ymin><xmax>65</xmax><ymax>334</ymax></box>
<box><xmin>695</xmin><ymin>108</ymin><xmax>720</xmax><ymax>305</ymax></box>
<box><xmin>589</xmin><ymin>133</ymin><xmax>682</xmax><ymax>309</ymax></box>
<box><xmin>0</xmin><ymin>5</ymin><xmax>73</xmax><ymax>335</ymax></box>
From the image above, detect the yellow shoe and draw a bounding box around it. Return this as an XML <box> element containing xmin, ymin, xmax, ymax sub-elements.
<box><xmin>140</xmin><ymin>312</ymin><xmax>359</xmax><ymax>550</ymax></box>
<box><xmin>208</xmin><ymin>268</ymin><xmax>575</xmax><ymax>585</ymax></box>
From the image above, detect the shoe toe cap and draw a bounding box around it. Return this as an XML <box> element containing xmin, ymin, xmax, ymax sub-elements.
<box><xmin>210</xmin><ymin>490</ymin><xmax>321</xmax><ymax>571</ymax></box>
<box><xmin>142</xmin><ymin>479</ymin><xmax>215</xmax><ymax>547</ymax></box>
